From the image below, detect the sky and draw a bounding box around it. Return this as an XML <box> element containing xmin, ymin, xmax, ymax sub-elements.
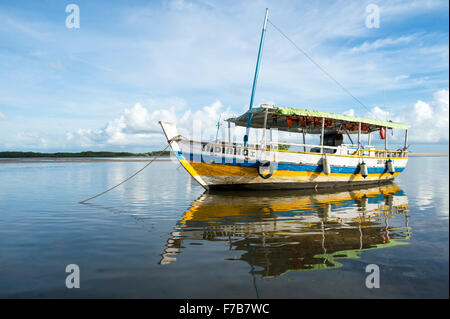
<box><xmin>0</xmin><ymin>0</ymin><xmax>448</xmax><ymax>152</ymax></box>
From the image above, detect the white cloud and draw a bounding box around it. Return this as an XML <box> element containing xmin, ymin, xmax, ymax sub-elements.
<box><xmin>334</xmin><ymin>90</ymin><xmax>448</xmax><ymax>146</ymax></box>
<box><xmin>404</xmin><ymin>90</ymin><xmax>448</xmax><ymax>143</ymax></box>
<box><xmin>67</xmin><ymin>100</ymin><xmax>237</xmax><ymax>149</ymax></box>
<box><xmin>342</xmin><ymin>109</ymin><xmax>355</xmax><ymax>116</ymax></box>
<box><xmin>0</xmin><ymin>1</ymin><xmax>448</xmax><ymax>151</ymax></box>
<box><xmin>369</xmin><ymin>106</ymin><xmax>392</xmax><ymax>122</ymax></box>
<box><xmin>349</xmin><ymin>36</ymin><xmax>415</xmax><ymax>53</ymax></box>
<box><xmin>413</xmin><ymin>100</ymin><xmax>434</xmax><ymax>121</ymax></box>
<box><xmin>48</xmin><ymin>60</ymin><xmax>64</xmax><ymax>71</ymax></box>
<box><xmin>381</xmin><ymin>0</ymin><xmax>447</xmax><ymax>18</ymax></box>
<box><xmin>2</xmin><ymin>15</ymin><xmax>50</xmax><ymax>41</ymax></box>
<box><xmin>66</xmin><ymin>89</ymin><xmax>448</xmax><ymax>150</ymax></box>
<box><xmin>101</xmin><ymin>0</ymin><xmax>448</xmax><ymax>105</ymax></box>
<box><xmin>394</xmin><ymin>75</ymin><xmax>409</xmax><ymax>82</ymax></box>
<box><xmin>0</xmin><ymin>111</ymin><xmax>5</xmax><ymax>120</ymax></box>
<box><xmin>365</xmin><ymin>89</ymin><xmax>449</xmax><ymax>143</ymax></box>
<box><xmin>2</xmin><ymin>132</ymin><xmax>49</xmax><ymax>149</ymax></box>
<box><xmin>169</xmin><ymin>0</ymin><xmax>195</xmax><ymax>10</ymax></box>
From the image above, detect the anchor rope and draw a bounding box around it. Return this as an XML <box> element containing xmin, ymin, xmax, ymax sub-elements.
<box><xmin>79</xmin><ymin>143</ymin><xmax>171</xmax><ymax>204</ymax></box>
<box><xmin>267</xmin><ymin>19</ymin><xmax>379</xmax><ymax>120</ymax></box>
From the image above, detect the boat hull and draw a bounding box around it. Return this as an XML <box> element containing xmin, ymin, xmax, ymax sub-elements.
<box><xmin>160</xmin><ymin>122</ymin><xmax>408</xmax><ymax>191</ymax></box>
<box><xmin>180</xmin><ymin>160</ymin><xmax>400</xmax><ymax>190</ymax></box>
<box><xmin>207</xmin><ymin>179</ymin><xmax>396</xmax><ymax>191</ymax></box>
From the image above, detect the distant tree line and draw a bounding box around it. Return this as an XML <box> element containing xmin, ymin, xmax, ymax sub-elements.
<box><xmin>278</xmin><ymin>144</ymin><xmax>291</xmax><ymax>150</ymax></box>
<box><xmin>0</xmin><ymin>150</ymin><xmax>171</xmax><ymax>158</ymax></box>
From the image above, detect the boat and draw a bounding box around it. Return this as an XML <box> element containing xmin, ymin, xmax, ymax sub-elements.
<box><xmin>160</xmin><ymin>9</ymin><xmax>409</xmax><ymax>191</ymax></box>
<box><xmin>159</xmin><ymin>184</ymin><xmax>410</xmax><ymax>275</ymax></box>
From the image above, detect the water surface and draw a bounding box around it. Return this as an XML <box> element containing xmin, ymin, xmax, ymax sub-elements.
<box><xmin>0</xmin><ymin>156</ymin><xmax>448</xmax><ymax>298</ymax></box>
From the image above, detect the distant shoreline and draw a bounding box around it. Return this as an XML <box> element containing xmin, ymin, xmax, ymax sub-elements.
<box><xmin>0</xmin><ymin>152</ymin><xmax>447</xmax><ymax>164</ymax></box>
<box><xmin>408</xmin><ymin>152</ymin><xmax>449</xmax><ymax>157</ymax></box>
<box><xmin>0</xmin><ymin>150</ymin><xmax>174</xmax><ymax>163</ymax></box>
<box><xmin>0</xmin><ymin>151</ymin><xmax>170</xmax><ymax>158</ymax></box>
<box><xmin>0</xmin><ymin>157</ymin><xmax>173</xmax><ymax>164</ymax></box>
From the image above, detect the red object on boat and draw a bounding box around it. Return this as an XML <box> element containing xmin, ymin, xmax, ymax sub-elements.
<box><xmin>286</xmin><ymin>117</ymin><xmax>292</xmax><ymax>128</ymax></box>
<box><xmin>380</xmin><ymin>127</ymin><xmax>387</xmax><ymax>139</ymax></box>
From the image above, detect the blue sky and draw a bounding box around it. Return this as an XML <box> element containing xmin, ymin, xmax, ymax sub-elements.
<box><xmin>0</xmin><ymin>0</ymin><xmax>448</xmax><ymax>152</ymax></box>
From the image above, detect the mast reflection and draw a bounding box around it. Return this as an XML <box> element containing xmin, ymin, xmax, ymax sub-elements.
<box><xmin>160</xmin><ymin>183</ymin><xmax>410</xmax><ymax>277</ymax></box>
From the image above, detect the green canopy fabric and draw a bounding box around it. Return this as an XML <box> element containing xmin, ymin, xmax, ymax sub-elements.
<box><xmin>276</xmin><ymin>106</ymin><xmax>408</xmax><ymax>129</ymax></box>
<box><xmin>227</xmin><ymin>105</ymin><xmax>409</xmax><ymax>134</ymax></box>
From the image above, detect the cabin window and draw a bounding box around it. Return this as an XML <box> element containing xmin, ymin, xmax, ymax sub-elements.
<box><xmin>311</xmin><ymin>133</ymin><xmax>343</xmax><ymax>153</ymax></box>
<box><xmin>323</xmin><ymin>133</ymin><xmax>343</xmax><ymax>147</ymax></box>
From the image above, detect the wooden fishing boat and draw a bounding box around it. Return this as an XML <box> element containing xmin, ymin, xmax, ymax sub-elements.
<box><xmin>160</xmin><ymin>9</ymin><xmax>409</xmax><ymax>191</ymax></box>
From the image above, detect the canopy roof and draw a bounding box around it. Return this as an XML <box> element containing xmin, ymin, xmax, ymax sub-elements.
<box><xmin>227</xmin><ymin>104</ymin><xmax>409</xmax><ymax>134</ymax></box>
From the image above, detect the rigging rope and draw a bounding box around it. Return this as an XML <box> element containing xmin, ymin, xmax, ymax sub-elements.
<box><xmin>267</xmin><ymin>19</ymin><xmax>379</xmax><ymax>120</ymax></box>
<box><xmin>79</xmin><ymin>143</ymin><xmax>171</xmax><ymax>204</ymax></box>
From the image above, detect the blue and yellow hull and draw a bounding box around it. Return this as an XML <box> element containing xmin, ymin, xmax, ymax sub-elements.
<box><xmin>178</xmin><ymin>157</ymin><xmax>403</xmax><ymax>190</ymax></box>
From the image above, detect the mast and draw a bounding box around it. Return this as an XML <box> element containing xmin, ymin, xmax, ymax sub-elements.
<box><xmin>215</xmin><ymin>114</ymin><xmax>221</xmax><ymax>142</ymax></box>
<box><xmin>244</xmin><ymin>8</ymin><xmax>269</xmax><ymax>147</ymax></box>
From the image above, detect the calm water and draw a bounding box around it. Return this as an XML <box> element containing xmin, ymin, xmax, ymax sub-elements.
<box><xmin>0</xmin><ymin>156</ymin><xmax>448</xmax><ymax>298</ymax></box>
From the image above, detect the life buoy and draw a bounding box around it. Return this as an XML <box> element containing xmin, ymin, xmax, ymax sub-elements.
<box><xmin>258</xmin><ymin>160</ymin><xmax>275</xmax><ymax>179</ymax></box>
<box><xmin>380</xmin><ymin>127</ymin><xmax>387</xmax><ymax>139</ymax></box>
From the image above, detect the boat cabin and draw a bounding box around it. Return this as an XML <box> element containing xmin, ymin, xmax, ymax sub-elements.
<box><xmin>226</xmin><ymin>104</ymin><xmax>409</xmax><ymax>158</ymax></box>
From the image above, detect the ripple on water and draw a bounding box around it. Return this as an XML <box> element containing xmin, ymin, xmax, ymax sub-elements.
<box><xmin>0</xmin><ymin>157</ymin><xmax>448</xmax><ymax>298</ymax></box>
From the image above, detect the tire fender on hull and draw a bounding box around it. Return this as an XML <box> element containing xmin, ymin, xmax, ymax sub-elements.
<box><xmin>258</xmin><ymin>160</ymin><xmax>275</xmax><ymax>179</ymax></box>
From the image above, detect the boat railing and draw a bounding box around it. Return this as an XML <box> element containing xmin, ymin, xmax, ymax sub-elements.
<box><xmin>202</xmin><ymin>139</ymin><xmax>339</xmax><ymax>152</ymax></box>
<box><xmin>184</xmin><ymin>137</ymin><xmax>339</xmax><ymax>153</ymax></box>
<box><xmin>350</xmin><ymin>148</ymin><xmax>408</xmax><ymax>158</ymax></box>
<box><xmin>182</xmin><ymin>137</ymin><xmax>408</xmax><ymax>158</ymax></box>
<box><xmin>266</xmin><ymin>141</ymin><xmax>339</xmax><ymax>151</ymax></box>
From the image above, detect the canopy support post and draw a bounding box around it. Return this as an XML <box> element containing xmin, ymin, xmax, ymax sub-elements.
<box><xmin>358</xmin><ymin>122</ymin><xmax>361</xmax><ymax>153</ymax></box>
<box><xmin>403</xmin><ymin>129</ymin><xmax>408</xmax><ymax>151</ymax></box>
<box><xmin>269</xmin><ymin>128</ymin><xmax>273</xmax><ymax>151</ymax></box>
<box><xmin>228</xmin><ymin>121</ymin><xmax>231</xmax><ymax>144</ymax></box>
<box><xmin>368</xmin><ymin>132</ymin><xmax>371</xmax><ymax>145</ymax></box>
<box><xmin>385</xmin><ymin>128</ymin><xmax>388</xmax><ymax>151</ymax></box>
<box><xmin>243</xmin><ymin>8</ymin><xmax>269</xmax><ymax>147</ymax></box>
<box><xmin>320</xmin><ymin>117</ymin><xmax>325</xmax><ymax>153</ymax></box>
<box><xmin>302</xmin><ymin>131</ymin><xmax>306</xmax><ymax>152</ymax></box>
<box><xmin>344</xmin><ymin>128</ymin><xmax>354</xmax><ymax>145</ymax></box>
<box><xmin>261</xmin><ymin>108</ymin><xmax>268</xmax><ymax>149</ymax></box>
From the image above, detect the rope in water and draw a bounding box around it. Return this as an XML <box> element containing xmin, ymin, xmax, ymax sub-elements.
<box><xmin>79</xmin><ymin>143</ymin><xmax>171</xmax><ymax>204</ymax></box>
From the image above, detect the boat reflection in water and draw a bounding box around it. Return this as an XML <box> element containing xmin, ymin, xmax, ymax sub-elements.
<box><xmin>160</xmin><ymin>183</ymin><xmax>410</xmax><ymax>277</ymax></box>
